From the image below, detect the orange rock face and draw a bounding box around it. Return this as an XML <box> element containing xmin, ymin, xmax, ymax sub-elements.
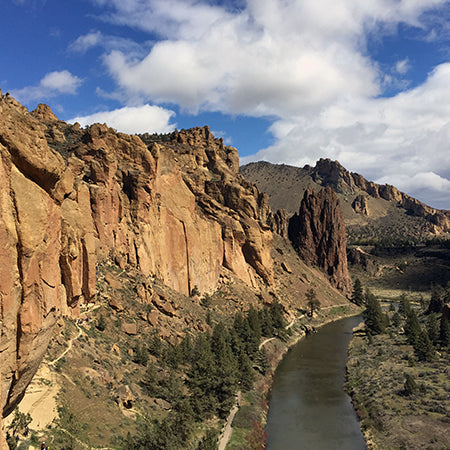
<box><xmin>0</xmin><ymin>93</ymin><xmax>274</xmax><ymax>428</ymax></box>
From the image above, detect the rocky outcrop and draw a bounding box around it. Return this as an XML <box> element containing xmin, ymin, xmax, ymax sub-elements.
<box><xmin>289</xmin><ymin>187</ymin><xmax>352</xmax><ymax>294</ymax></box>
<box><xmin>314</xmin><ymin>159</ymin><xmax>450</xmax><ymax>232</ymax></box>
<box><xmin>347</xmin><ymin>247</ymin><xmax>377</xmax><ymax>275</ymax></box>
<box><xmin>270</xmin><ymin>209</ymin><xmax>289</xmax><ymax>238</ymax></box>
<box><xmin>0</xmin><ymin>92</ymin><xmax>273</xmax><ymax>431</ymax></box>
<box><xmin>352</xmin><ymin>195</ymin><xmax>370</xmax><ymax>216</ymax></box>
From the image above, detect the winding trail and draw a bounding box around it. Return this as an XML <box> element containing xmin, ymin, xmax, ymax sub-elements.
<box><xmin>48</xmin><ymin>322</ymin><xmax>83</xmax><ymax>367</ymax></box>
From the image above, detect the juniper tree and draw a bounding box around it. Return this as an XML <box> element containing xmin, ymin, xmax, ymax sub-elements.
<box><xmin>404</xmin><ymin>309</ymin><xmax>421</xmax><ymax>346</ymax></box>
<box><xmin>363</xmin><ymin>289</ymin><xmax>385</xmax><ymax>334</ymax></box>
<box><xmin>306</xmin><ymin>288</ymin><xmax>321</xmax><ymax>317</ymax></box>
<box><xmin>351</xmin><ymin>278</ymin><xmax>364</xmax><ymax>306</ymax></box>
<box><xmin>403</xmin><ymin>374</ymin><xmax>417</xmax><ymax>396</ymax></box>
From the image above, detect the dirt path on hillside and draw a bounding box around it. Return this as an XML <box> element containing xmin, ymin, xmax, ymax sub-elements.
<box><xmin>218</xmin><ymin>391</ymin><xmax>241</xmax><ymax>450</ymax></box>
<box><xmin>48</xmin><ymin>323</ymin><xmax>82</xmax><ymax>367</ymax></box>
<box><xmin>5</xmin><ymin>322</ymin><xmax>84</xmax><ymax>439</ymax></box>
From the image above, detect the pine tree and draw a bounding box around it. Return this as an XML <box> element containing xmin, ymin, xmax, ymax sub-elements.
<box><xmin>427</xmin><ymin>287</ymin><xmax>444</xmax><ymax>314</ymax></box>
<box><xmin>363</xmin><ymin>290</ymin><xmax>385</xmax><ymax>334</ymax></box>
<box><xmin>188</xmin><ymin>334</ymin><xmax>219</xmax><ymax>419</ymax></box>
<box><xmin>351</xmin><ymin>278</ymin><xmax>364</xmax><ymax>306</ymax></box>
<box><xmin>141</xmin><ymin>360</ymin><xmax>159</xmax><ymax>396</ymax></box>
<box><xmin>398</xmin><ymin>294</ymin><xmax>411</xmax><ymax>317</ymax></box>
<box><xmin>426</xmin><ymin>313</ymin><xmax>440</xmax><ymax>345</ymax></box>
<box><xmin>404</xmin><ymin>309</ymin><xmax>421</xmax><ymax>346</ymax></box>
<box><xmin>306</xmin><ymin>288</ymin><xmax>321</xmax><ymax>317</ymax></box>
<box><xmin>238</xmin><ymin>352</ymin><xmax>255</xmax><ymax>391</ymax></box>
<box><xmin>255</xmin><ymin>348</ymin><xmax>270</xmax><ymax>375</ymax></box>
<box><xmin>414</xmin><ymin>328</ymin><xmax>435</xmax><ymax>362</ymax></box>
<box><xmin>269</xmin><ymin>299</ymin><xmax>286</xmax><ymax>330</ymax></box>
<box><xmin>210</xmin><ymin>323</ymin><xmax>239</xmax><ymax>418</ymax></box>
<box><xmin>440</xmin><ymin>316</ymin><xmax>450</xmax><ymax>347</ymax></box>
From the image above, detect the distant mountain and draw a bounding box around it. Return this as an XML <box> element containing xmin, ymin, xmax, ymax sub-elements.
<box><xmin>240</xmin><ymin>159</ymin><xmax>450</xmax><ymax>245</ymax></box>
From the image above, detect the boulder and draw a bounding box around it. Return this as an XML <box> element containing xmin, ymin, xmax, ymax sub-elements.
<box><xmin>121</xmin><ymin>323</ymin><xmax>138</xmax><ymax>335</ymax></box>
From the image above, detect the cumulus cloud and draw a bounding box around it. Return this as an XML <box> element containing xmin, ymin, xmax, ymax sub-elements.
<box><xmin>86</xmin><ymin>0</ymin><xmax>450</xmax><ymax>208</ymax></box>
<box><xmin>12</xmin><ymin>70</ymin><xmax>83</xmax><ymax>103</ymax></box>
<box><xmin>68</xmin><ymin>104</ymin><xmax>176</xmax><ymax>135</ymax></box>
<box><xmin>241</xmin><ymin>64</ymin><xmax>450</xmax><ymax>208</ymax></box>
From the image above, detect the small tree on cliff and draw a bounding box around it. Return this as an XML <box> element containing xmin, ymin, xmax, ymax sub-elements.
<box><xmin>306</xmin><ymin>288</ymin><xmax>321</xmax><ymax>317</ymax></box>
<box><xmin>351</xmin><ymin>278</ymin><xmax>364</xmax><ymax>306</ymax></box>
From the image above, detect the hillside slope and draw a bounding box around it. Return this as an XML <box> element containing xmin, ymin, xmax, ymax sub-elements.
<box><xmin>241</xmin><ymin>159</ymin><xmax>450</xmax><ymax>244</ymax></box>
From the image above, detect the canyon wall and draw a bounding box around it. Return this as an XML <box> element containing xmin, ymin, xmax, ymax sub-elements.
<box><xmin>0</xmin><ymin>92</ymin><xmax>273</xmax><ymax>434</ymax></box>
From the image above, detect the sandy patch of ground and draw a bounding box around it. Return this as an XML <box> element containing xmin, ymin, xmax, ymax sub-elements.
<box><xmin>4</xmin><ymin>363</ymin><xmax>59</xmax><ymax>433</ymax></box>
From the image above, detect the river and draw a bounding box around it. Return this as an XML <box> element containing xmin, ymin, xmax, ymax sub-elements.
<box><xmin>265</xmin><ymin>315</ymin><xmax>366</xmax><ymax>450</ymax></box>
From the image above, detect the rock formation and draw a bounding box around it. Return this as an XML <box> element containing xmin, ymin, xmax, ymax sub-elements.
<box><xmin>314</xmin><ymin>159</ymin><xmax>450</xmax><ymax>232</ymax></box>
<box><xmin>288</xmin><ymin>187</ymin><xmax>352</xmax><ymax>294</ymax></box>
<box><xmin>352</xmin><ymin>194</ymin><xmax>370</xmax><ymax>216</ymax></box>
<box><xmin>270</xmin><ymin>209</ymin><xmax>289</xmax><ymax>238</ymax></box>
<box><xmin>0</xmin><ymin>92</ymin><xmax>274</xmax><ymax>435</ymax></box>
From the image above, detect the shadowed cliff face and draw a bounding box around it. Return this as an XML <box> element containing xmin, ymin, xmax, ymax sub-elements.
<box><xmin>288</xmin><ymin>187</ymin><xmax>352</xmax><ymax>295</ymax></box>
<box><xmin>0</xmin><ymin>92</ymin><xmax>273</xmax><ymax>432</ymax></box>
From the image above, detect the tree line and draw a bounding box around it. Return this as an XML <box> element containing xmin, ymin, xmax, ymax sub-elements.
<box><xmin>355</xmin><ymin>278</ymin><xmax>450</xmax><ymax>362</ymax></box>
<box><xmin>124</xmin><ymin>300</ymin><xmax>288</xmax><ymax>449</ymax></box>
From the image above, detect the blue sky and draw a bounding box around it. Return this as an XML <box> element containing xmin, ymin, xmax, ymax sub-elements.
<box><xmin>1</xmin><ymin>0</ymin><xmax>450</xmax><ymax>209</ymax></box>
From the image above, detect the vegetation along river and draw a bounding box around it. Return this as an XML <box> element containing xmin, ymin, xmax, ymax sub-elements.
<box><xmin>265</xmin><ymin>314</ymin><xmax>366</xmax><ymax>450</ymax></box>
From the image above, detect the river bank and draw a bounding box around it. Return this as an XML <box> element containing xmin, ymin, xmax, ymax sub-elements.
<box><xmin>346</xmin><ymin>316</ymin><xmax>450</xmax><ymax>449</ymax></box>
<box><xmin>223</xmin><ymin>302</ymin><xmax>363</xmax><ymax>449</ymax></box>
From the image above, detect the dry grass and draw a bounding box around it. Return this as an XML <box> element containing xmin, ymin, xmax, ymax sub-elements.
<box><xmin>346</xmin><ymin>327</ymin><xmax>450</xmax><ymax>449</ymax></box>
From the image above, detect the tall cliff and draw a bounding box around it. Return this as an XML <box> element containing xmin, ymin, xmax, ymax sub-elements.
<box><xmin>0</xmin><ymin>91</ymin><xmax>274</xmax><ymax>434</ymax></box>
<box><xmin>288</xmin><ymin>187</ymin><xmax>352</xmax><ymax>294</ymax></box>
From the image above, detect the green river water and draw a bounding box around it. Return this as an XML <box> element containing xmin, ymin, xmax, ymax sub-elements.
<box><xmin>265</xmin><ymin>314</ymin><xmax>366</xmax><ymax>450</ymax></box>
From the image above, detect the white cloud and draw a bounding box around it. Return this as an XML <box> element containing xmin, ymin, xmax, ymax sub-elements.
<box><xmin>68</xmin><ymin>30</ymin><xmax>151</xmax><ymax>58</ymax></box>
<box><xmin>69</xmin><ymin>31</ymin><xmax>102</xmax><ymax>53</ymax></box>
<box><xmin>242</xmin><ymin>64</ymin><xmax>450</xmax><ymax>208</ymax></box>
<box><xmin>12</xmin><ymin>70</ymin><xmax>83</xmax><ymax>103</ymax></box>
<box><xmin>68</xmin><ymin>104</ymin><xmax>176</xmax><ymax>135</ymax></box>
<box><xmin>377</xmin><ymin>172</ymin><xmax>450</xmax><ymax>193</ymax></box>
<box><xmin>395</xmin><ymin>58</ymin><xmax>411</xmax><ymax>74</ymax></box>
<box><xmin>96</xmin><ymin>0</ymin><xmax>449</xmax><ymax>118</ymax></box>
<box><xmin>86</xmin><ymin>0</ymin><xmax>450</xmax><ymax>208</ymax></box>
